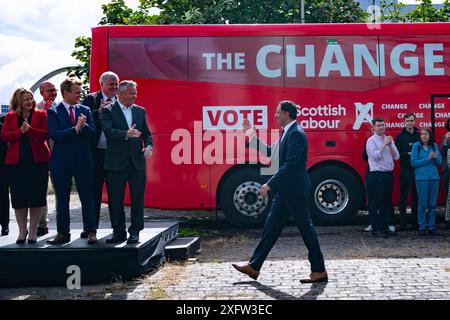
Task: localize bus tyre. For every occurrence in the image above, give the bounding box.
[220,168,272,228]
[309,166,361,225]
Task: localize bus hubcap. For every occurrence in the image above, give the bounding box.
[233,181,268,217]
[314,179,349,215]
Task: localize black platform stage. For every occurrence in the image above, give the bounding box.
[0,222,178,287]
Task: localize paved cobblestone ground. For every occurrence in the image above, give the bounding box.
[0,194,449,300]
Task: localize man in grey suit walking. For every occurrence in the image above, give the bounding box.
[102,80,153,244]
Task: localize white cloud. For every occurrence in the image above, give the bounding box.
[0,0,141,104]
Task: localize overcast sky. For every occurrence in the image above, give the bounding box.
[0,0,141,104]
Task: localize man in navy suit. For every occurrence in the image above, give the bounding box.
[232,100,327,283]
[46,78,97,245]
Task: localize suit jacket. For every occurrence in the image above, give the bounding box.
[0,110,50,165]
[102,102,152,171]
[254,122,312,199]
[47,103,96,169]
[81,91,106,151]
[0,116,8,165]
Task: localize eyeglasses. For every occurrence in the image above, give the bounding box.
[44,89,58,93]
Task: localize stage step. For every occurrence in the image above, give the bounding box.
[0,222,179,287]
[164,237,200,261]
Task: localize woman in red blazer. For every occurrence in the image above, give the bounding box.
[1,88,50,244]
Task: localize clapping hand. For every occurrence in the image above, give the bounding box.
[44,100,53,110]
[385,136,393,145]
[127,124,141,138]
[100,99,113,109]
[75,114,87,133]
[20,120,30,133]
[428,152,438,160]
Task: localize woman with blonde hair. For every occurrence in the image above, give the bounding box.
[1,88,50,244]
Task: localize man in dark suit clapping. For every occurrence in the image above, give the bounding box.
[232,100,327,283]
[81,71,119,237]
[46,78,97,245]
[102,80,153,244]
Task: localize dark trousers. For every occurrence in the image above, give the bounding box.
[249,194,325,273]
[51,166,97,236]
[371,171,393,232]
[106,163,145,236]
[398,168,418,226]
[93,148,107,228]
[0,165,9,229]
[443,172,449,202]
[366,170,376,226]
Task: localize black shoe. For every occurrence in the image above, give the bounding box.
[126,233,140,244]
[386,230,398,237]
[419,230,427,236]
[105,234,127,244]
[398,224,407,231]
[27,239,37,244]
[16,231,28,244]
[428,229,440,236]
[36,227,48,237]
[372,230,388,238]
[1,228,9,236]
[80,231,89,239]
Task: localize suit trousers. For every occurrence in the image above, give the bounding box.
[398,168,418,226]
[0,165,9,229]
[93,148,107,227]
[51,166,97,236]
[106,162,145,235]
[371,171,393,233]
[249,194,325,273]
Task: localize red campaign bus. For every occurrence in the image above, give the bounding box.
[89,23,450,227]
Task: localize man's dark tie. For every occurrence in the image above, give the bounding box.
[280,128,285,141]
[69,105,75,125]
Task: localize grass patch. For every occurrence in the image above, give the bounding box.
[151,288,165,300]
[177,227,201,237]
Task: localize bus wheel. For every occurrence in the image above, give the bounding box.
[309,166,361,225]
[220,168,272,228]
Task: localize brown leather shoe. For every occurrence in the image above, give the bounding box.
[87,231,97,244]
[47,233,71,245]
[300,271,328,283]
[232,263,260,280]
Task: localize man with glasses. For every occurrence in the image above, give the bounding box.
[395,113,420,231]
[37,82,58,111]
[36,81,58,236]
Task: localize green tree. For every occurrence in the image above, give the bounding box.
[380,0,450,22]
[155,0,367,24]
[71,0,369,85]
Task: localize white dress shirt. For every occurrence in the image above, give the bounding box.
[61,101,77,121]
[118,101,133,129]
[96,94,116,149]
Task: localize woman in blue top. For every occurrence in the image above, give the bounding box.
[410,129,442,236]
